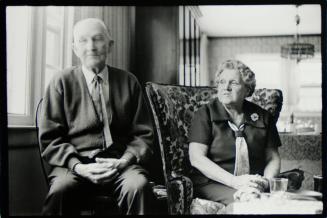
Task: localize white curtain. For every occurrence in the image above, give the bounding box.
[281,59,300,114]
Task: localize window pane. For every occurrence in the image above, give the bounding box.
[237,54,282,89]
[44,6,64,92]
[298,61,322,85]
[247,60,282,89]
[47,6,64,27]
[297,87,322,112]
[46,30,61,67]
[6,7,30,115]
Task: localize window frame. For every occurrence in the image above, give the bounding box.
[293,54,322,116]
[237,53,322,117]
[7,6,74,127]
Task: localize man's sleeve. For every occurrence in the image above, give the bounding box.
[39,78,81,170]
[122,78,154,164]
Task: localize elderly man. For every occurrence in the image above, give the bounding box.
[39,18,153,215]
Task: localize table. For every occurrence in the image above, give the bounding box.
[225,190,323,215]
[226,199,322,214]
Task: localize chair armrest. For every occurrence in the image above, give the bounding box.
[167,175,193,214]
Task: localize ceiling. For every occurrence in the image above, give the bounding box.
[198,5,321,37]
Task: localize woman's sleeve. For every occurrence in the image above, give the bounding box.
[266,114,282,148]
[188,106,212,145]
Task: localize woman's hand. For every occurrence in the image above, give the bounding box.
[231,174,269,192]
[233,186,261,202]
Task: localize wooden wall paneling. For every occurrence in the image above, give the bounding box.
[112,7,119,68]
[184,8,190,85]
[103,6,114,66]
[135,7,179,85]
[176,6,203,87]
[189,14,194,86]
[119,7,124,70]
[8,128,48,215]
[178,6,185,85]
[196,23,200,85]
[9,147,48,215]
[182,6,186,85]
[128,7,136,72]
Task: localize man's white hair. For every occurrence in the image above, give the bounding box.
[73,18,114,42]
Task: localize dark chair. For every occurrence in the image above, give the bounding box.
[145,82,283,214]
[35,99,119,215]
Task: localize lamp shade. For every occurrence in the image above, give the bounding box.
[281,5,315,63]
[281,42,315,62]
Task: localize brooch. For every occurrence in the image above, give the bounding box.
[250,113,259,122]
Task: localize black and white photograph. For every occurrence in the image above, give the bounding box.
[3,3,325,216]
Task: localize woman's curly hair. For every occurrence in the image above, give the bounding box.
[215,59,256,97]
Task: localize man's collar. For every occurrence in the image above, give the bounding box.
[210,99,265,128]
[82,65,109,85]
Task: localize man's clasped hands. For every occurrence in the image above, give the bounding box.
[73,158,129,185]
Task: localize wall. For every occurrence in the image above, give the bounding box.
[207,35,321,84]
[134,7,179,85]
[8,128,48,216]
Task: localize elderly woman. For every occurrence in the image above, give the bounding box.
[188,59,281,205]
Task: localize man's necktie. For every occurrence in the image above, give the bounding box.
[228,121,250,176]
[91,75,113,149]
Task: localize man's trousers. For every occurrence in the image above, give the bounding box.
[42,164,151,215]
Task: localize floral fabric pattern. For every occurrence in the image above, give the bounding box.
[190,198,225,214]
[246,88,283,123]
[145,82,283,214]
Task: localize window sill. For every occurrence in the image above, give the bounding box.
[8,125,37,130]
[8,126,38,148]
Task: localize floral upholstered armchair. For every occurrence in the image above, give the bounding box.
[145,82,283,214]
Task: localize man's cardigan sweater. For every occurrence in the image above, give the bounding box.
[39,65,153,170]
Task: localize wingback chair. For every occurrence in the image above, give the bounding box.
[145,82,283,214]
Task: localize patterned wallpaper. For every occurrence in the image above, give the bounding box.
[207,35,321,84]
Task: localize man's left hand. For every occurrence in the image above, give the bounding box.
[95,158,129,171]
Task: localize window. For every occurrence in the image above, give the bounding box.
[237,53,322,116]
[45,7,65,89]
[6,6,74,126]
[238,54,283,90]
[178,6,201,86]
[296,57,322,112]
[6,7,32,116]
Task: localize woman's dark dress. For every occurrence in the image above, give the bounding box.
[188,99,281,205]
